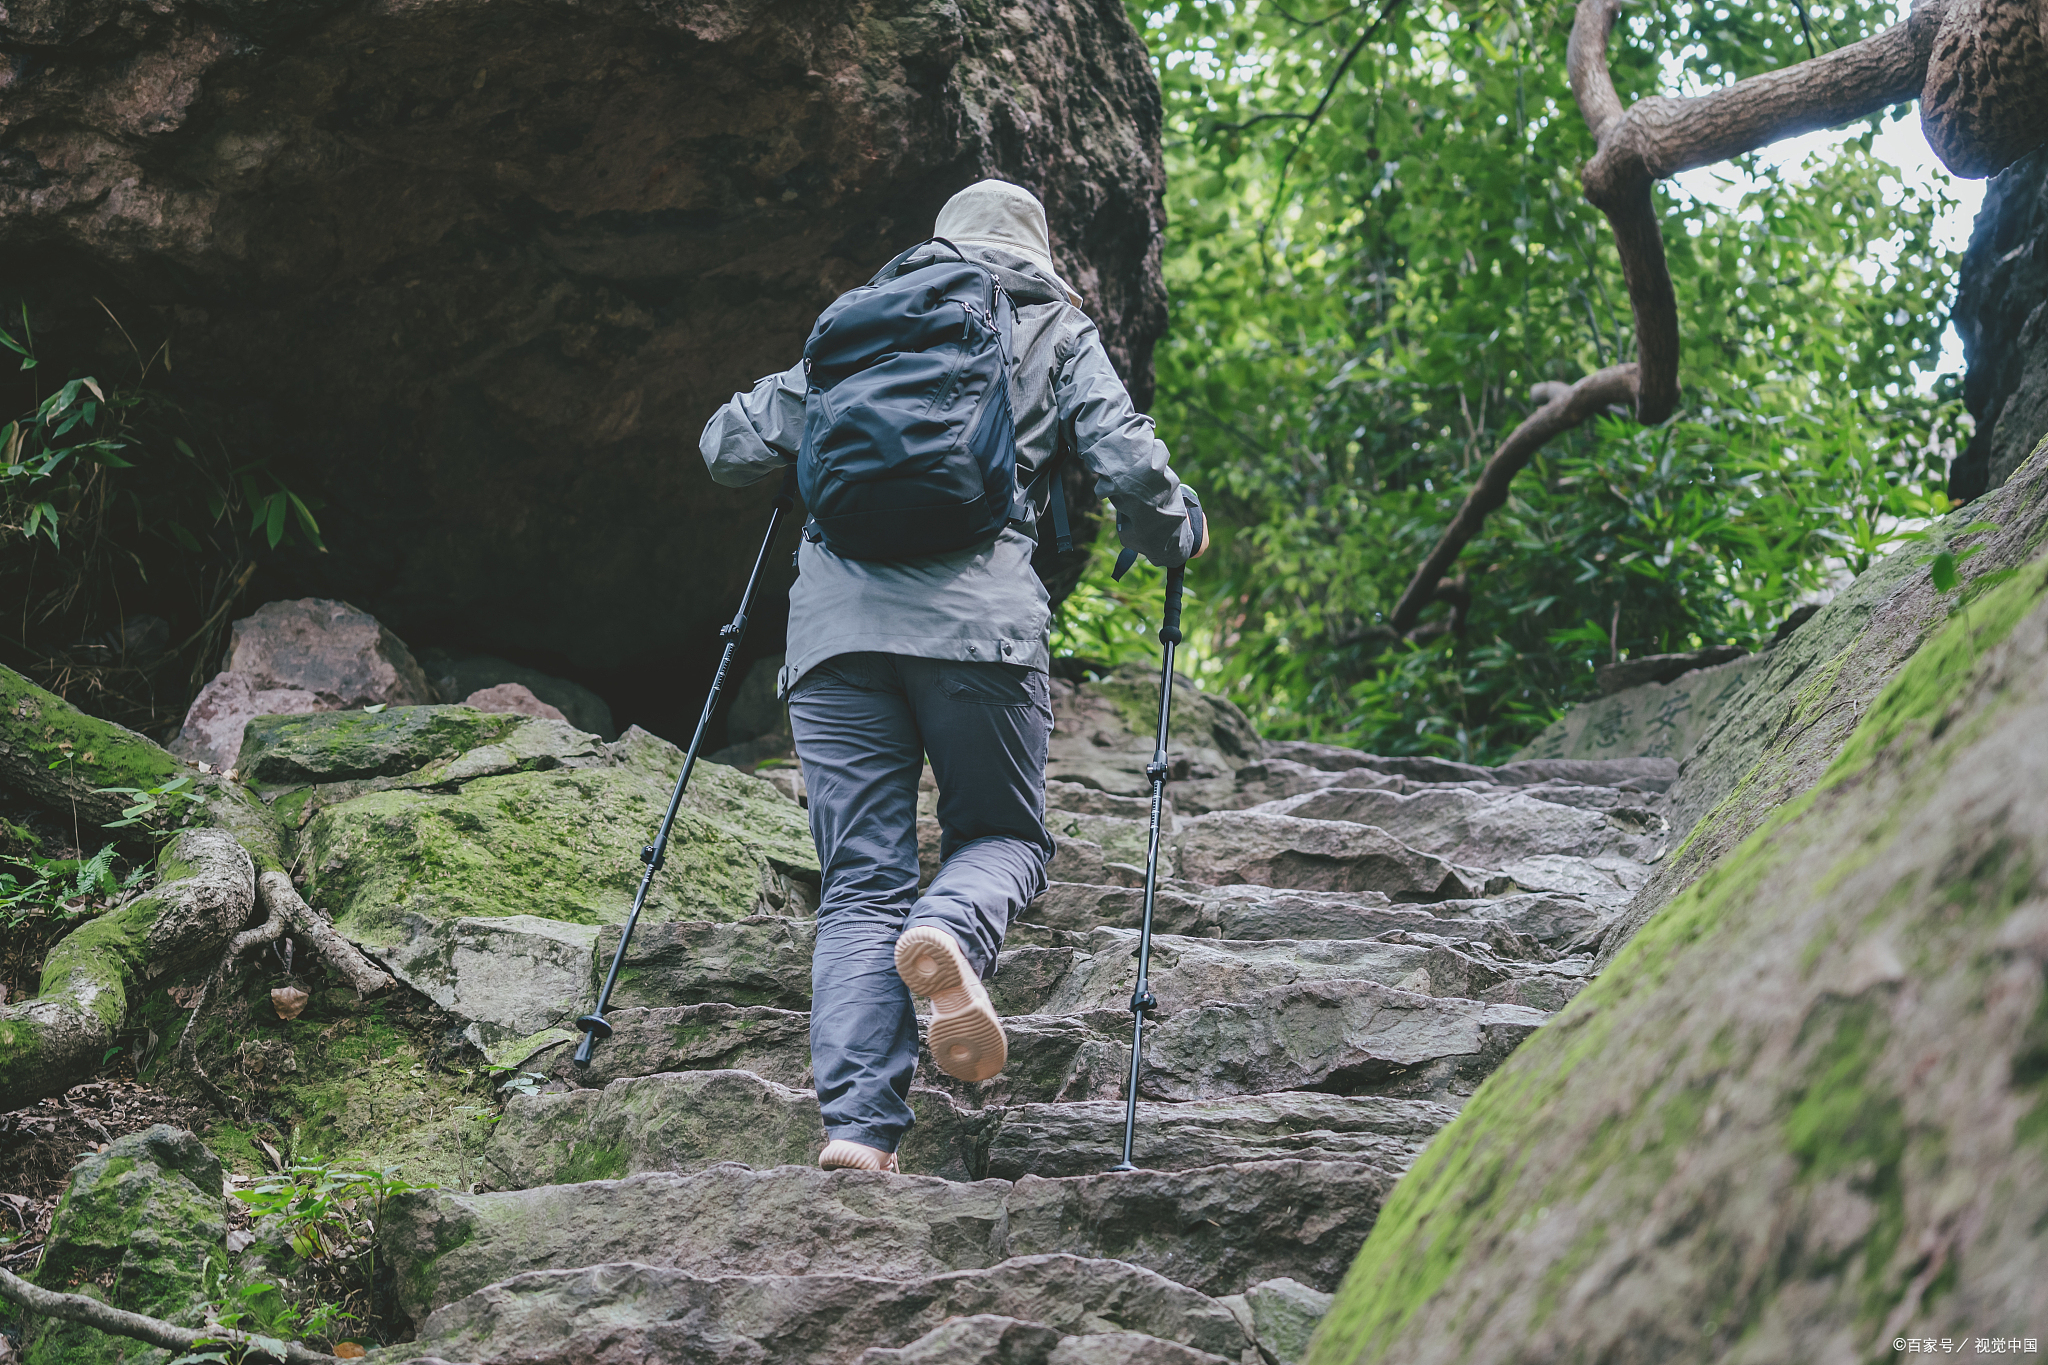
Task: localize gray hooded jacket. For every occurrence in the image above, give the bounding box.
[700,243,1198,694]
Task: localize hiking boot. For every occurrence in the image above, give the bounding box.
[895,925,1007,1082]
[819,1139,899,1173]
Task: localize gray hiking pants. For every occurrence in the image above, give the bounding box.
[787,651,1055,1153]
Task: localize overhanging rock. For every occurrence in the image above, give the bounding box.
[0,0,1166,673]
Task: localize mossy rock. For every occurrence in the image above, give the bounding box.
[25,1126,226,1365]
[240,705,531,785]
[297,726,817,1043]
[1308,555,2048,1362]
[0,665,286,868]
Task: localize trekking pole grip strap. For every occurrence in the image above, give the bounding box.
[775,461,799,509]
[1161,566,1185,644]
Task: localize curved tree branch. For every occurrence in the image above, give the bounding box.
[1390,0,1977,636]
[1390,366,1637,634]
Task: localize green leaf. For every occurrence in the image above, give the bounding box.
[1930,551,1958,595]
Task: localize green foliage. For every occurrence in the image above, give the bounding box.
[94,774,208,832]
[1123,0,1967,759]
[0,302,324,731]
[0,841,149,1004]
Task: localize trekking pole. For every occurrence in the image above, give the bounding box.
[574,463,800,1067]
[1107,555,1185,1172]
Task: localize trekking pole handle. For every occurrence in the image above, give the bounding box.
[1160,566,1185,645]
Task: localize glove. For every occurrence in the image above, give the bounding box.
[1112,487,1204,581]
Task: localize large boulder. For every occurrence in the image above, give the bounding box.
[172,597,439,771]
[0,0,1166,679]
[244,707,817,1044]
[1308,528,2048,1359]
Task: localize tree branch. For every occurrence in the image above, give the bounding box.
[1390,366,1638,634]
[0,1265,342,1365]
[1387,0,1984,635]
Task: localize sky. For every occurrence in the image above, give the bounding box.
[1671,107,1988,384]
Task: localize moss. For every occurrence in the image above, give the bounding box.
[1307,550,2048,1365]
[302,734,816,950]
[0,665,186,798]
[133,967,482,1189]
[556,1140,629,1184]
[1782,997,1906,1295]
[1821,556,2048,782]
[26,1127,226,1365]
[240,706,523,786]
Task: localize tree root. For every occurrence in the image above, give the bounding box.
[176,870,394,1119]
[0,1265,342,1365]
[0,829,254,1112]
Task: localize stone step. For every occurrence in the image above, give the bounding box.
[526,962,1551,1130]
[590,915,1588,1033]
[484,1066,1455,1187]
[1029,880,1611,946]
[386,1255,1251,1365]
[384,1158,1388,1325]
[1034,927,1589,1017]
[857,1314,1234,1365]
[539,1007,1127,1110]
[1125,979,1546,1103]
[1170,810,1498,900]
[1245,783,1668,866]
[1255,742,1676,792]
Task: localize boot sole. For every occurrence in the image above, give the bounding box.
[896,927,1007,1083]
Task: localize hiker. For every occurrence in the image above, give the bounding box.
[699,178,1208,1174]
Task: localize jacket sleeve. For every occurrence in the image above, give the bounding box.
[1055,323,1197,567]
[699,363,806,487]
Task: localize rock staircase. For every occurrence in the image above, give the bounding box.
[373,721,1677,1364]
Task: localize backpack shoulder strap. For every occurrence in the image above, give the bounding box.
[869,236,972,286]
[1014,443,1074,555]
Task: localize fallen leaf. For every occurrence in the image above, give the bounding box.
[256,1138,283,1170]
[271,986,310,1020]
[167,986,200,1007]
[334,1345,368,1359]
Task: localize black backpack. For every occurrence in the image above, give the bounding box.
[798,238,1071,562]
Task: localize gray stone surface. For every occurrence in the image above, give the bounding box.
[386,1256,1249,1365]
[1029,881,1610,947]
[978,1093,1457,1180]
[539,1002,813,1089]
[386,1155,1354,1327]
[1254,784,1667,865]
[1242,1277,1332,1365]
[857,1315,1063,1365]
[1173,812,1489,900]
[483,1070,829,1189]
[1048,666,1263,812]
[1512,651,1771,765]
[1002,1161,1388,1297]
[598,915,817,1012]
[1127,980,1546,1103]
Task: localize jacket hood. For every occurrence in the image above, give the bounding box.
[890,241,1079,309]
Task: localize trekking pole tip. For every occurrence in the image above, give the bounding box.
[570,1013,612,1067]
